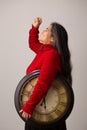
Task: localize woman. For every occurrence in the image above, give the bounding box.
[20,17,72,130]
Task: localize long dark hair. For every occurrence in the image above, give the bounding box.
[51,22,72,85]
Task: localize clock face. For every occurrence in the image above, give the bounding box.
[19,76,69,124]
[14,70,74,126]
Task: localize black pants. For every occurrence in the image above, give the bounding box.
[25,121,67,130]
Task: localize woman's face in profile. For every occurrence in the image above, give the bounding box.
[38,25,54,45]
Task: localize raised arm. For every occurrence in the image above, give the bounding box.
[28,17,43,53]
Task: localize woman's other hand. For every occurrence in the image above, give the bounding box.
[33,17,42,28]
[19,109,31,120]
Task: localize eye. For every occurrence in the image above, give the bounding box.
[45,28,49,32]
[46,28,49,30]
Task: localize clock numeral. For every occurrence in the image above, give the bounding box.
[55,109,62,116]
[60,102,67,106]
[30,82,34,87]
[20,100,26,106]
[59,92,66,95]
[33,112,41,121]
[30,78,38,86]
[47,114,54,121]
[40,115,47,122]
[22,91,31,96]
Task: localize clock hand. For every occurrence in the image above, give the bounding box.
[40,94,46,109]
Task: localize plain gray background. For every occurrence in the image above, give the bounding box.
[0,0,87,130]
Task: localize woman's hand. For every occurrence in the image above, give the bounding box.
[33,17,42,28]
[19,109,31,120]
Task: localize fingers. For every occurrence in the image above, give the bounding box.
[34,17,42,23]
[33,17,42,28]
[19,109,23,113]
[19,109,31,120]
[37,17,42,24]
[22,111,29,120]
[29,114,31,118]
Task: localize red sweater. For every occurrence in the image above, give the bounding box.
[22,25,62,115]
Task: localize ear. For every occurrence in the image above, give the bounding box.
[50,37,54,43]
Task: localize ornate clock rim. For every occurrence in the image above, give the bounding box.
[14,69,74,127]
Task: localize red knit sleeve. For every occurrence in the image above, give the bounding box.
[28,25,43,53]
[22,51,61,115]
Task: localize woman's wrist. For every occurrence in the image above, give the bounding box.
[32,23,40,28]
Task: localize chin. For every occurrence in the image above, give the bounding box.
[38,37,43,43]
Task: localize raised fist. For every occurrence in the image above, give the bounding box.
[33,17,42,28]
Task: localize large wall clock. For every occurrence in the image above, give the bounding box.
[14,70,74,127]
